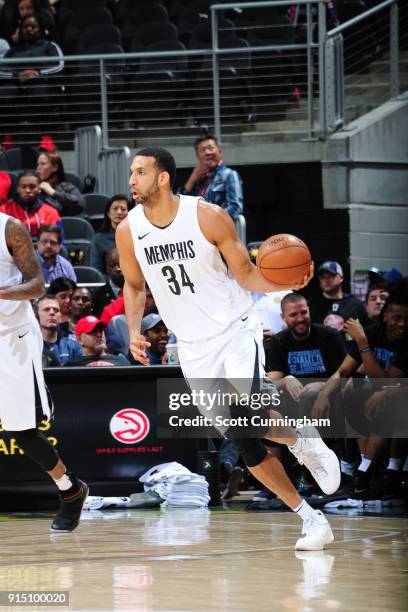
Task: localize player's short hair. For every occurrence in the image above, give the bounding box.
[280,292,307,313]
[136,147,176,189]
[194,134,219,151]
[37,224,62,243]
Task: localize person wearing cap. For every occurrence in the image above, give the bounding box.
[64,316,130,367]
[130,313,169,366]
[309,261,370,335]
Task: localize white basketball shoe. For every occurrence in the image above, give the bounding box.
[295,510,334,551]
[289,426,341,495]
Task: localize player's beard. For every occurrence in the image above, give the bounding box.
[137,182,160,205]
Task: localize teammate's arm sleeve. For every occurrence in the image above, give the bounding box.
[0,218,45,300]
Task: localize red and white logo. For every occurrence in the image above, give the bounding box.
[109,409,150,444]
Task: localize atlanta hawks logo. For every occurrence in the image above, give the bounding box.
[109,409,150,444]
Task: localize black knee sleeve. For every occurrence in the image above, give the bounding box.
[231,438,268,468]
[12,429,59,472]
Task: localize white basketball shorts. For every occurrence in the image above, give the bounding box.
[0,319,53,431]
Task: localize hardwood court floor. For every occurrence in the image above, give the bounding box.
[1,507,407,611]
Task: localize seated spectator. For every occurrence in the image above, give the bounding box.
[36,294,82,365]
[47,276,76,334]
[36,152,85,216]
[0,171,61,239]
[69,286,93,334]
[130,313,169,365]
[89,195,131,275]
[0,38,10,57]
[100,294,125,327]
[1,0,56,44]
[179,135,243,221]
[309,261,370,335]
[65,315,130,367]
[365,282,389,323]
[0,170,11,202]
[93,247,124,317]
[37,223,76,283]
[0,14,63,133]
[312,278,408,499]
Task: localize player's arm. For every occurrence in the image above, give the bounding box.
[310,354,358,418]
[343,318,391,378]
[115,217,150,366]
[0,218,44,300]
[198,202,313,292]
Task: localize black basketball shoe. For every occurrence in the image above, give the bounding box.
[51,474,89,532]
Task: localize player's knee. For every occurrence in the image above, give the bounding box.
[11,428,59,471]
[231,438,268,468]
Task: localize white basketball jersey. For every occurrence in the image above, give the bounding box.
[128,196,253,342]
[0,212,35,331]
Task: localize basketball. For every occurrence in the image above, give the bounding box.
[256,233,311,286]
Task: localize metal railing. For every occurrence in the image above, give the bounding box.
[325,0,403,131]
[0,0,404,148]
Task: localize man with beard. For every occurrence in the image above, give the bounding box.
[266,293,347,391]
[36,224,76,284]
[179,135,243,221]
[64,316,129,367]
[36,295,82,365]
[309,261,369,335]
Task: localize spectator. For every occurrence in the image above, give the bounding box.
[0,170,11,202]
[130,313,169,365]
[365,282,389,323]
[311,278,408,499]
[47,276,76,334]
[309,261,370,333]
[179,134,243,220]
[36,294,82,365]
[0,0,56,44]
[69,286,93,334]
[0,14,63,134]
[65,315,130,366]
[36,224,76,283]
[93,247,124,317]
[0,171,61,239]
[89,194,131,275]
[0,38,10,57]
[36,152,85,216]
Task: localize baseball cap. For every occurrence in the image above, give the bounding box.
[318,261,343,276]
[141,313,163,334]
[75,315,105,338]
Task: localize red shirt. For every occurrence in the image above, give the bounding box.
[100,296,125,326]
[0,199,61,238]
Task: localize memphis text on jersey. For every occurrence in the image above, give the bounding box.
[144,240,195,265]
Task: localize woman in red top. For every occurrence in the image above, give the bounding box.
[0,170,61,239]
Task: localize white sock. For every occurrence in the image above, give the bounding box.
[288,431,302,452]
[358,457,372,472]
[360,453,365,460]
[403,457,408,472]
[387,458,401,471]
[340,460,353,476]
[54,473,73,491]
[293,499,315,521]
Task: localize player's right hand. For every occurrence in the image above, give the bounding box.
[283,376,304,401]
[129,332,151,366]
[292,261,314,290]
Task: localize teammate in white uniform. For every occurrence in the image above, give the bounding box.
[116,147,340,550]
[0,212,87,531]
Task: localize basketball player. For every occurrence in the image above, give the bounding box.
[116,148,340,550]
[0,211,87,531]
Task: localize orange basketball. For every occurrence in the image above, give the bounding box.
[256,233,311,287]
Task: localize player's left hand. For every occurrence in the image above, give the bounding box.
[310,390,330,419]
[364,389,387,420]
[292,261,314,290]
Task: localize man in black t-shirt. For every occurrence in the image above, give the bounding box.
[309,261,370,334]
[64,315,130,367]
[266,293,347,402]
